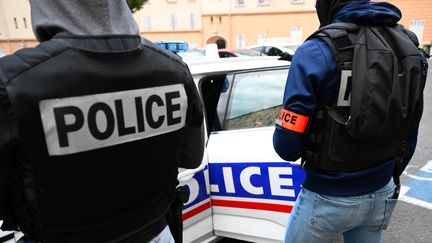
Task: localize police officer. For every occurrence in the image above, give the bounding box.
[273,0,427,243]
[0,0,204,242]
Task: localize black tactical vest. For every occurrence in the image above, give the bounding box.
[303,107,405,172]
[302,23,427,172]
[0,36,199,242]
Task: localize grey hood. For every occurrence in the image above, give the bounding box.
[30,0,140,42]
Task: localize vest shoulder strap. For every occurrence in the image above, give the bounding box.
[0,39,70,84]
[308,23,360,70]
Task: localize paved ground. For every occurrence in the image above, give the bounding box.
[381,59,432,243]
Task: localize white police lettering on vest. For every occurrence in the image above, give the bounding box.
[39,84,187,155]
[337,70,352,107]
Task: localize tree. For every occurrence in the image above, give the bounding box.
[126,0,148,13]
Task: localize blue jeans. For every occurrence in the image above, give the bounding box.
[284,179,397,243]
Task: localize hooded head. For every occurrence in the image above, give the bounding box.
[315,0,370,27]
[30,0,140,42]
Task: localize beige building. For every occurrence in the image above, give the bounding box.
[200,0,317,48]
[134,0,203,48]
[0,0,431,55]
[0,0,36,54]
[137,0,432,50]
[387,0,432,49]
[138,0,318,48]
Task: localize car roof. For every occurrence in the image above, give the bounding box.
[186,56,290,77]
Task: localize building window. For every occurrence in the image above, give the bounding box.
[236,34,246,48]
[190,13,196,29]
[409,19,425,43]
[290,26,303,44]
[236,0,244,6]
[143,15,152,31]
[258,0,269,5]
[170,13,178,30]
[13,17,18,29]
[257,33,268,44]
[23,17,27,29]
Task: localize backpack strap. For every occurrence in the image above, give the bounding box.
[307,23,360,70]
[303,24,360,169]
[305,23,360,128]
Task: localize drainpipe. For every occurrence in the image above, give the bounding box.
[229,0,232,48]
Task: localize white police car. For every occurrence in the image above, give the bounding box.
[178,57,303,243]
[0,57,300,243]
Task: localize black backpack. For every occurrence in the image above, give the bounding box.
[302,23,428,173]
[311,23,428,141]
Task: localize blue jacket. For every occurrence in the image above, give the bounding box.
[273,1,419,196]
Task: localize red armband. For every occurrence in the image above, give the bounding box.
[275,108,309,133]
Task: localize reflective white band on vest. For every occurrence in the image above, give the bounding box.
[40,84,187,156]
[337,70,352,107]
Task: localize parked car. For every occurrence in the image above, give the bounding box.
[1,57,300,243]
[248,43,298,61]
[218,48,266,58]
[177,48,207,61]
[153,40,189,53]
[178,56,303,242]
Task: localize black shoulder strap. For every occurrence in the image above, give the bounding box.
[0,38,69,231]
[0,38,69,84]
[307,23,360,70]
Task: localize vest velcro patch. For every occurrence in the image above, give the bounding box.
[275,108,309,133]
[39,84,187,156]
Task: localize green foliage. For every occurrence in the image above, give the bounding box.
[126,0,148,13]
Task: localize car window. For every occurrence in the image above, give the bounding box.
[223,68,288,130]
[251,47,265,55]
[282,45,298,52]
[219,51,234,58]
[267,47,283,56]
[234,49,264,57]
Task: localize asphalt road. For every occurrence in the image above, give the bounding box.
[381,60,432,243]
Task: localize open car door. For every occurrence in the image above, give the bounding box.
[204,67,305,242]
[178,147,214,243]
